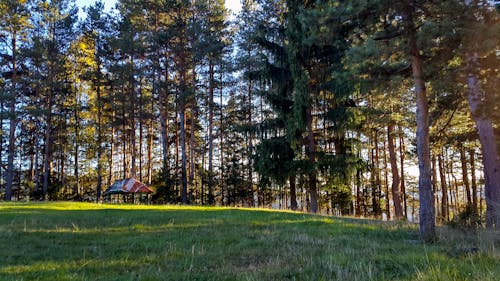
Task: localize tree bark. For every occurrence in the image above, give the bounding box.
[404,4,435,240]
[467,54,500,228]
[43,95,52,200]
[388,123,403,219]
[399,129,408,218]
[372,130,381,217]
[383,137,391,220]
[460,147,471,206]
[208,60,215,205]
[180,102,188,204]
[96,58,103,203]
[108,103,115,188]
[438,152,449,222]
[431,154,439,218]
[219,73,225,205]
[470,149,478,213]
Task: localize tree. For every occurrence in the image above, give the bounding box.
[0,0,31,200]
[80,0,113,202]
[460,0,500,228]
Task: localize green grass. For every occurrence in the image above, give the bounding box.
[0,202,498,281]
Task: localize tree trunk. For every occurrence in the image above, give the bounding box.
[160,65,170,200]
[180,103,188,204]
[130,75,136,179]
[147,115,153,185]
[432,154,440,218]
[247,78,255,207]
[0,97,3,197]
[356,169,363,216]
[208,60,215,205]
[470,149,478,213]
[108,106,115,187]
[466,53,500,228]
[43,97,52,200]
[372,130,381,217]
[74,87,80,197]
[189,107,196,188]
[139,80,144,182]
[289,174,298,210]
[399,129,408,218]
[383,136,391,220]
[5,33,17,201]
[220,73,225,205]
[404,5,435,240]
[96,61,103,203]
[438,153,449,222]
[306,107,318,213]
[460,147,471,206]
[388,123,403,219]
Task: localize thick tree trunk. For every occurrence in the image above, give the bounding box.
[388,123,403,219]
[467,56,500,228]
[405,6,435,240]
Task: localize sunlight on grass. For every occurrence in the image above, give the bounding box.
[0,201,229,212]
[1,202,498,281]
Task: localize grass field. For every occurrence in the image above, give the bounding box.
[0,202,498,281]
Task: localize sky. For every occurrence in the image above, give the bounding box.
[76,0,242,18]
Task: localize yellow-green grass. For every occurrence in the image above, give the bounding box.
[0,202,498,281]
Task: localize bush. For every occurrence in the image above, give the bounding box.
[448,205,482,230]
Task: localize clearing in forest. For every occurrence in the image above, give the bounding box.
[0,202,498,280]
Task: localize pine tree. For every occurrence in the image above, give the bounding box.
[0,0,32,200]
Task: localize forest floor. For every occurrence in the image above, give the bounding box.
[0,202,498,281]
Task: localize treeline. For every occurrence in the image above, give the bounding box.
[1,0,498,239]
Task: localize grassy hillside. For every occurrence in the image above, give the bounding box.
[0,202,498,281]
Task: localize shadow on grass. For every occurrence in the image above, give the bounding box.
[0,203,498,281]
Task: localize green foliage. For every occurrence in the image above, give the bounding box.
[448,205,483,230]
[254,137,295,185]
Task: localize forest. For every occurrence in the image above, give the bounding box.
[0,0,499,241]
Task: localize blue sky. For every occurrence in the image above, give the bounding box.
[76,0,241,18]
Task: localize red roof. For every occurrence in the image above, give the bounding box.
[104,178,153,194]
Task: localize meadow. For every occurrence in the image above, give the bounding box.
[0,202,498,281]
